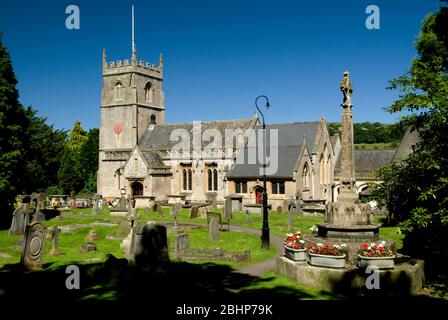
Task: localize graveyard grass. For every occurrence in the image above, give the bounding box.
[0,207,405,300]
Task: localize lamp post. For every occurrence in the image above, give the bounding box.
[255,95,271,250]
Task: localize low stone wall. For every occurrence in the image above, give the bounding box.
[276,256,425,295]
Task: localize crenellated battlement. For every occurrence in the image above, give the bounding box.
[102,49,163,77]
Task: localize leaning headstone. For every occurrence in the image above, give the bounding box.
[199,206,208,219]
[10,203,33,235]
[277,206,283,214]
[189,206,199,219]
[48,226,62,255]
[209,218,220,243]
[130,221,169,270]
[21,222,46,270]
[245,208,249,224]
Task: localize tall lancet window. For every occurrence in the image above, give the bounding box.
[115,81,124,102]
[145,82,153,103]
[302,163,309,188]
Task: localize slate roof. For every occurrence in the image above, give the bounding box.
[141,151,169,168]
[335,149,396,172]
[393,127,420,161]
[138,118,255,150]
[226,122,320,179]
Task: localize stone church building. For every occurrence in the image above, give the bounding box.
[97,47,398,209]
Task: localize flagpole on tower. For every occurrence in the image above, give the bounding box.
[132,4,136,63]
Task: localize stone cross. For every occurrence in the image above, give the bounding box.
[21,222,46,270]
[287,209,293,231]
[49,225,62,255]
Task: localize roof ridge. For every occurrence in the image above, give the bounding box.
[156,118,253,126]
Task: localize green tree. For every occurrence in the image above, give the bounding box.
[0,34,29,225]
[372,2,448,266]
[78,128,99,194]
[58,121,88,193]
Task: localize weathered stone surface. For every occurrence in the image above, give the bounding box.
[9,204,32,235]
[189,206,199,219]
[85,230,101,242]
[130,221,169,269]
[79,242,97,253]
[209,218,220,243]
[173,228,189,256]
[48,226,62,256]
[21,222,46,270]
[276,256,425,295]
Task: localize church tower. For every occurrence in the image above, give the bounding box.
[97,6,165,197]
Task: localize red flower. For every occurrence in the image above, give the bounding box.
[362,243,369,249]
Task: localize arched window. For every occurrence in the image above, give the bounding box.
[302,163,309,187]
[319,154,324,185]
[326,153,331,184]
[182,167,192,191]
[207,167,218,191]
[150,114,156,125]
[145,82,153,103]
[115,81,124,102]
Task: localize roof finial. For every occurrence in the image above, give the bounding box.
[159,52,163,69]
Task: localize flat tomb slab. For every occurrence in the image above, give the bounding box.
[276,256,425,296]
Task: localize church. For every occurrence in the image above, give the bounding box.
[96,43,406,210]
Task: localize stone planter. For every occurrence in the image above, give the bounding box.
[357,254,396,269]
[308,252,346,268]
[284,246,306,261]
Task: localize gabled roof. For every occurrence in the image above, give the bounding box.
[138,118,256,150]
[335,149,396,172]
[393,127,420,161]
[226,122,320,179]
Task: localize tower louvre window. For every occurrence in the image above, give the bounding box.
[115,82,124,102]
[145,82,153,103]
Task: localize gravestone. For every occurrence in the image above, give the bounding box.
[85,230,100,241]
[209,218,220,243]
[152,202,158,213]
[287,209,293,231]
[157,204,164,217]
[189,206,199,219]
[173,228,189,256]
[118,196,127,210]
[199,206,208,219]
[21,222,46,270]
[80,242,97,253]
[32,193,45,222]
[48,226,62,255]
[224,199,232,220]
[245,208,249,224]
[9,203,32,235]
[277,206,283,213]
[171,204,181,227]
[130,221,169,269]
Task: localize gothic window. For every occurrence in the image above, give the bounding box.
[235,181,247,194]
[150,114,156,125]
[272,181,285,194]
[326,153,331,184]
[207,166,218,191]
[319,154,324,185]
[182,166,192,191]
[302,163,309,187]
[115,81,124,102]
[145,82,153,103]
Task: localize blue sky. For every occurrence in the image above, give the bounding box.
[0,0,441,130]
